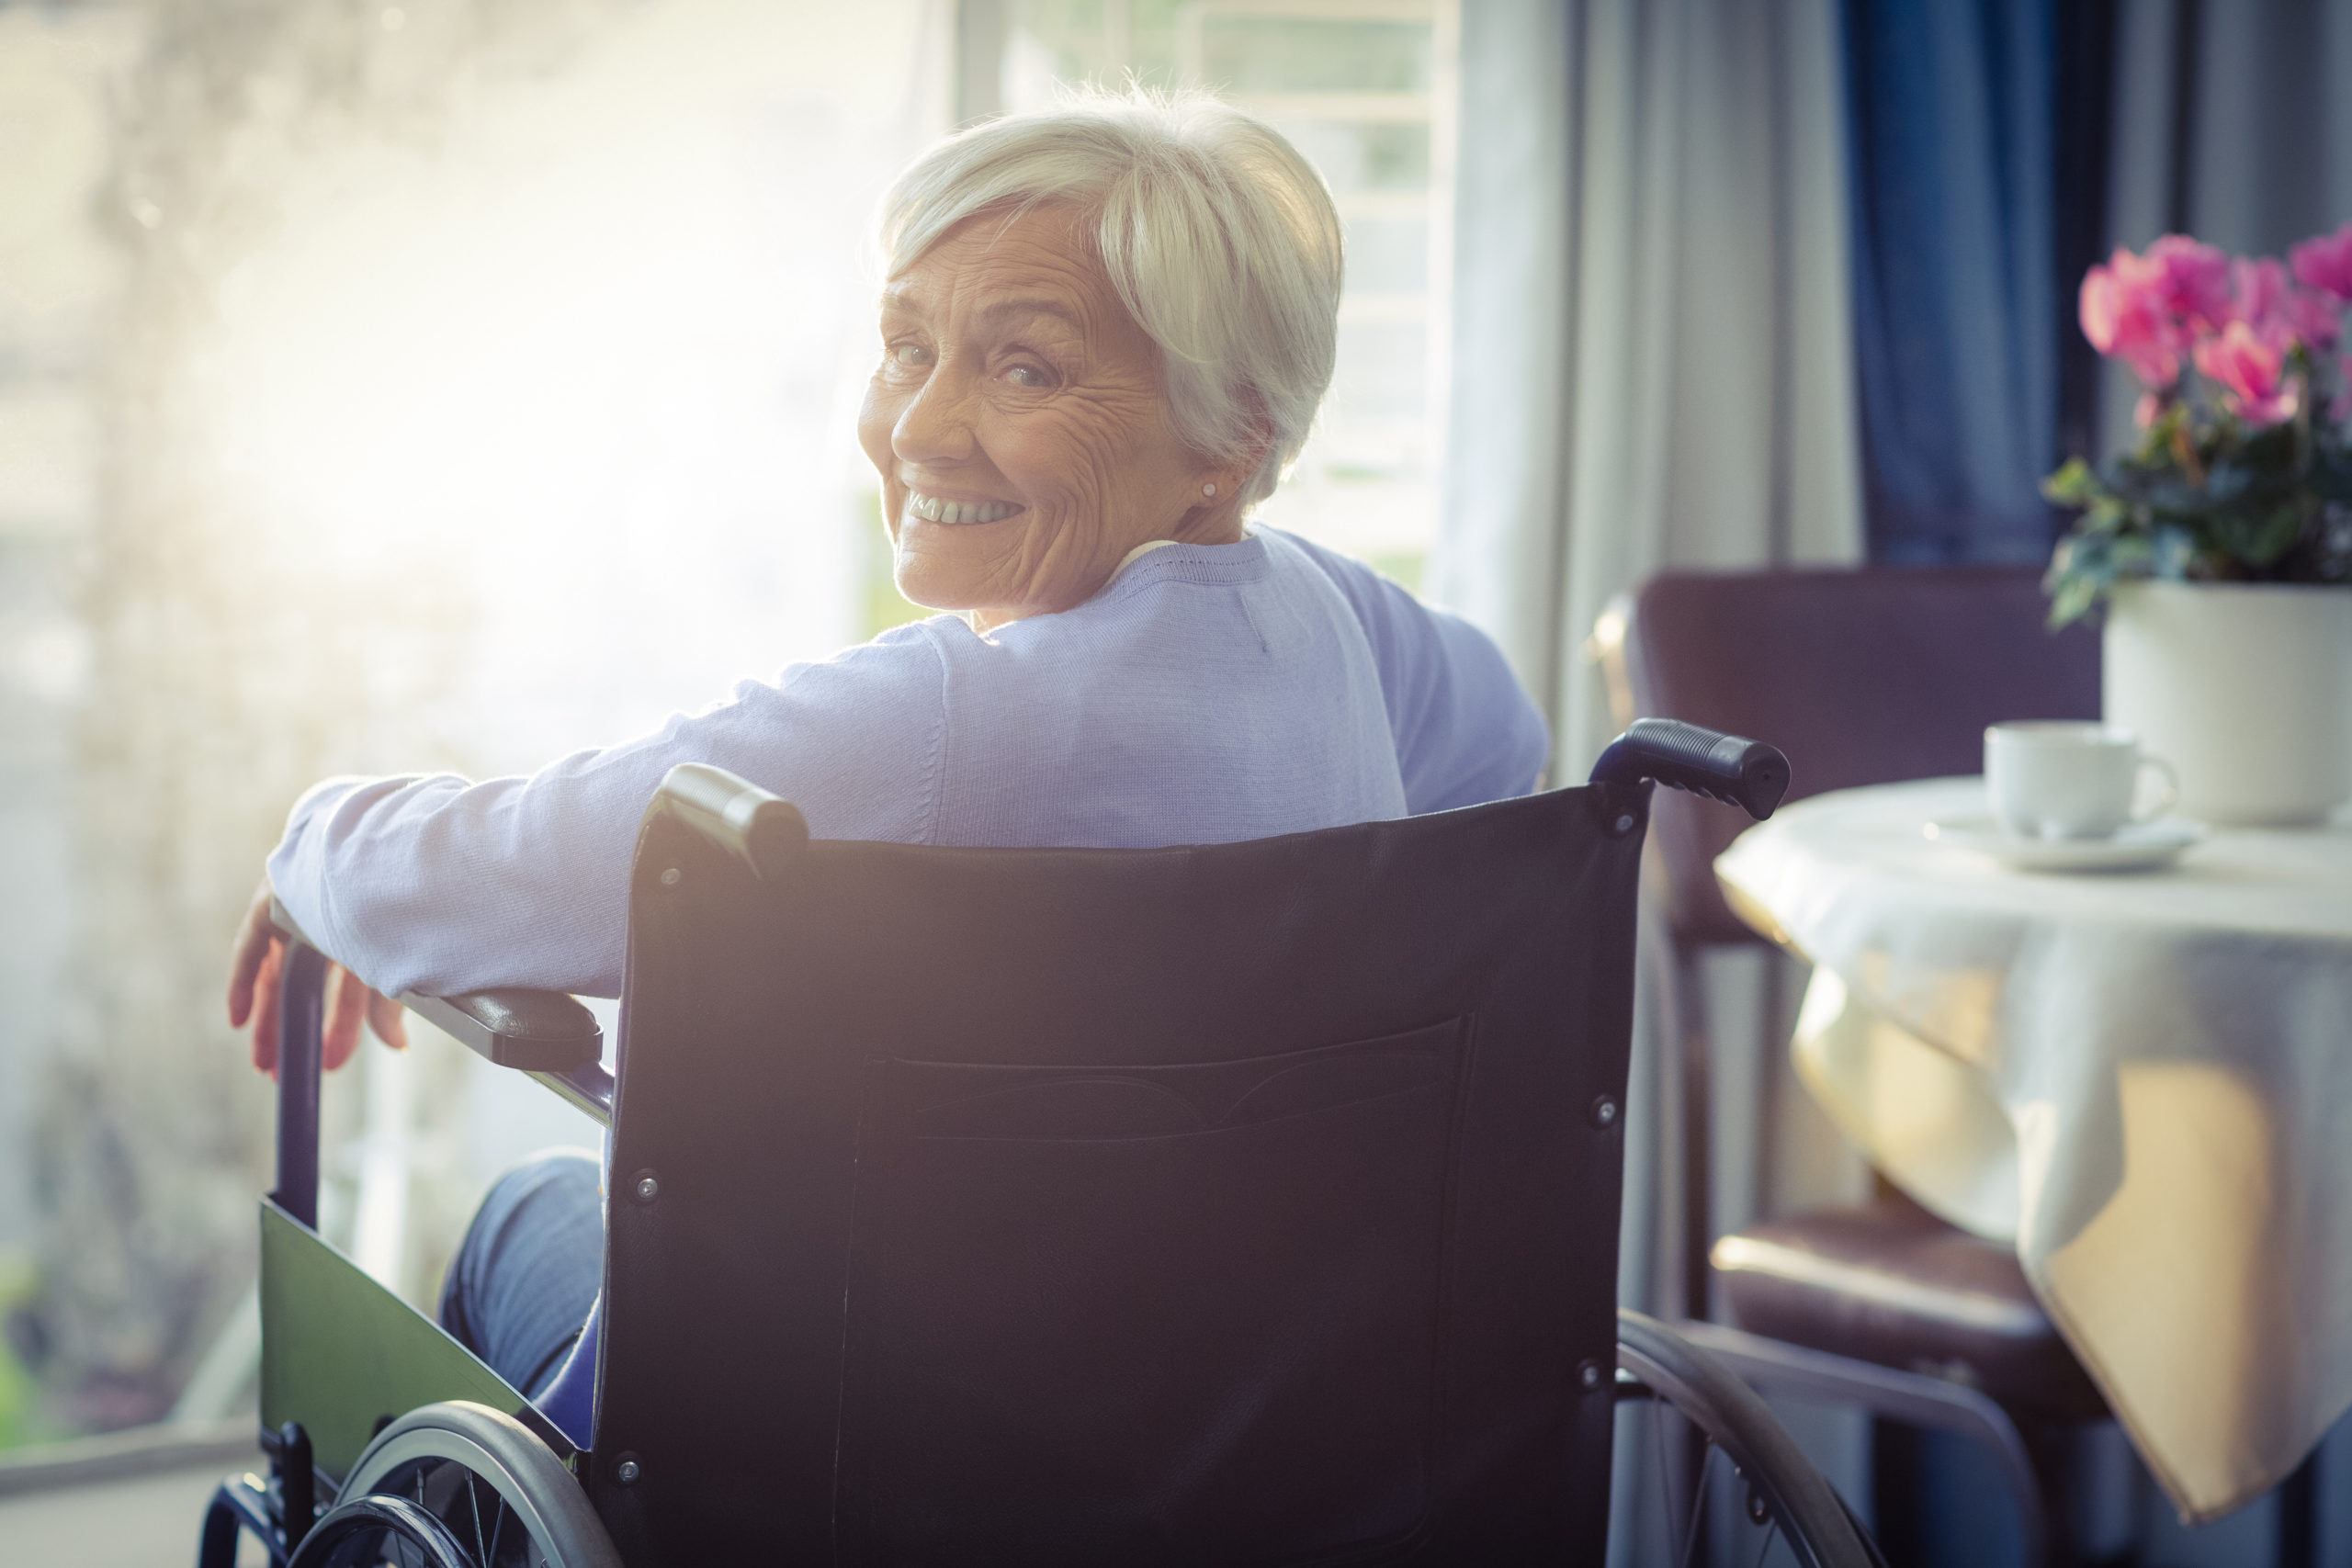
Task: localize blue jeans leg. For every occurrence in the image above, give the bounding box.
[438,1149,605,1399]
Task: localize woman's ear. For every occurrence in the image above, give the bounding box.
[1173,447,1261,541]
[1205,423,1274,501]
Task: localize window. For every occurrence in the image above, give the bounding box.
[992,0,1458,591]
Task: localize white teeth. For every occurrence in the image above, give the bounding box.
[907,490,1022,525]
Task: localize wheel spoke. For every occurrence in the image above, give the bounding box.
[1679,1439,1715,1568]
[1649,1398,1679,1562]
[1747,1516,1782,1568]
[485,1491,508,1564]
[467,1472,488,1562]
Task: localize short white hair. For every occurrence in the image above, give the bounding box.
[877,89,1343,507]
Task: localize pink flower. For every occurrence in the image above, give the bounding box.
[2081,257,2181,387]
[2291,222,2352,300]
[2230,257,2291,331]
[2283,289,2341,350]
[2078,237,2236,386]
[2193,321,2300,425]
[2225,256,2341,351]
[2143,234,2233,327]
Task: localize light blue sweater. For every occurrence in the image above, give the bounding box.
[269,527,1548,998]
[266,525,1549,1443]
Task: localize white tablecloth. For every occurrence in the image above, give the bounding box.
[1715,778,2352,1524]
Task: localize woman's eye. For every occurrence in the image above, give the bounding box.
[1005,363,1055,389]
[890,342,932,368]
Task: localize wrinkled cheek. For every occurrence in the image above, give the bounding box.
[857,389,902,527]
[1018,443,1123,575]
[1002,503,1091,611]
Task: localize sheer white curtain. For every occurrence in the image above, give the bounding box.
[1432,0,1862,779]
[1430,10,1868,1546]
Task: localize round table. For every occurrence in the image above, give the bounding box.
[1714,777,2352,1526]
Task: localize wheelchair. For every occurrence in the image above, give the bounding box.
[198,717,1884,1567]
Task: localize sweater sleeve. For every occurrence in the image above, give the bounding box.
[266,625,948,998]
[1273,530,1551,813]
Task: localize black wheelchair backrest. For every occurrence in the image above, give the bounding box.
[588,778,1652,1565]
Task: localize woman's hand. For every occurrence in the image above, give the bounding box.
[227,880,408,1077]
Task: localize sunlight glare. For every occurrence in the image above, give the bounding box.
[201,0,939,768]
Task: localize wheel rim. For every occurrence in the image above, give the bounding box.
[318,1403,617,1568]
[1620,1339,1807,1568]
[336,1427,570,1566]
[1616,1371,1804,1568]
[292,1492,480,1568]
[1616,1329,1871,1568]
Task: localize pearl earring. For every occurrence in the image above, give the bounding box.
[1202,483,1217,497]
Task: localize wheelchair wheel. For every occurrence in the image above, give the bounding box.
[1615,1310,1886,1568]
[288,1402,622,1568]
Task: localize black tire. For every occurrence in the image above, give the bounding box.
[1617,1310,1886,1568]
[288,1402,622,1568]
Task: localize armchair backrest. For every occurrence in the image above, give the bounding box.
[589,784,1647,1565]
[1623,567,2098,947]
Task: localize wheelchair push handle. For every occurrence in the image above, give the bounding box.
[1589,718,1790,820]
[652,761,808,881]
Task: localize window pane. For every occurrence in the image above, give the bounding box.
[1198,17,1431,93]
[1272,119,1431,193]
[1331,319,1426,422]
[1345,216,1430,293]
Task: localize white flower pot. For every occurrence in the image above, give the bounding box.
[2102,581,2352,826]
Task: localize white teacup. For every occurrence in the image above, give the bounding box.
[1984,722,2179,840]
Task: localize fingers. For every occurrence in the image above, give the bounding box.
[328,968,409,1066]
[226,885,277,1029]
[251,939,285,1078]
[323,964,366,1073]
[367,989,409,1051]
[232,877,410,1075]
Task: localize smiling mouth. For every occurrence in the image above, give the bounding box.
[906,489,1025,525]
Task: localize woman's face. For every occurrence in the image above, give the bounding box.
[859,205,1246,628]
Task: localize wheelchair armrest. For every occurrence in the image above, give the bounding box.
[1589,717,1791,821]
[400,991,604,1072]
[268,897,604,1073]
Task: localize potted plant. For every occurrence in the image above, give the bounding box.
[2044,230,2352,825]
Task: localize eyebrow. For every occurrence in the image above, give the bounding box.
[975,297,1084,331]
[878,288,1083,333]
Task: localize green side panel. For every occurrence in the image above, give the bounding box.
[259,1200,563,1483]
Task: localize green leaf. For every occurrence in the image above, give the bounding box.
[2151,525,2198,578]
[2245,503,2309,564]
[2046,571,2101,628]
[2041,457,2098,506]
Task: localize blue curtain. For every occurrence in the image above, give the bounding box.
[1840,0,2104,565]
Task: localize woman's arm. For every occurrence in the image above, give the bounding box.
[255,628,948,1005]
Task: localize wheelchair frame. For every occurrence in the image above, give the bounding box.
[197,718,1877,1568]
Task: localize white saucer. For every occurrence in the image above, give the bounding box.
[1924,814,2210,872]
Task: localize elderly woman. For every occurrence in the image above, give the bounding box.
[225,91,1546,1446]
